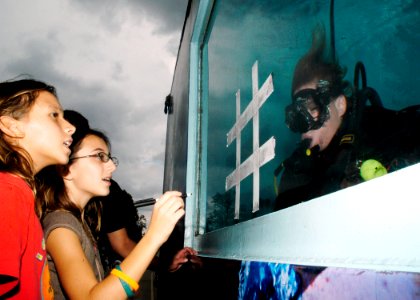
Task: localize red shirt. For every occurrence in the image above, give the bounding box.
[0,172,53,299]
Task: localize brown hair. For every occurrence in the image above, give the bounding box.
[291,24,347,97]
[37,129,111,233]
[0,78,57,213]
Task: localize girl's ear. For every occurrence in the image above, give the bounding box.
[0,116,24,138]
[60,165,73,181]
[334,95,347,117]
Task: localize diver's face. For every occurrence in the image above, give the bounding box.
[296,82,346,151]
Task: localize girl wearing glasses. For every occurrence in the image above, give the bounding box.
[37,127,185,299]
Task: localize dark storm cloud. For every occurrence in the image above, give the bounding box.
[0,0,182,199]
[2,39,62,83]
[2,36,127,127]
[133,0,189,34]
[71,0,189,35]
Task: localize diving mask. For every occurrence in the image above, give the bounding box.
[285,80,334,133]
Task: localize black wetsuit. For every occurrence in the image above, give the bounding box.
[275,105,420,211]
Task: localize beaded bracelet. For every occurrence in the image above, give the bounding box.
[111,265,139,297]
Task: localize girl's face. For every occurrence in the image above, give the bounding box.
[66,134,117,205]
[17,91,75,173]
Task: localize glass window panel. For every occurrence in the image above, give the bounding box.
[204,0,419,232]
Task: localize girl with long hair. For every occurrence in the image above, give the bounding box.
[0,78,75,299]
[37,126,185,299]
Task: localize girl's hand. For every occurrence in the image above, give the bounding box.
[146,191,185,246]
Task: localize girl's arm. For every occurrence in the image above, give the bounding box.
[47,227,125,299]
[47,191,184,299]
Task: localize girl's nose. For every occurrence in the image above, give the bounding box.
[64,119,76,135]
[106,159,117,172]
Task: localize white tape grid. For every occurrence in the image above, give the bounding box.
[225,61,276,219]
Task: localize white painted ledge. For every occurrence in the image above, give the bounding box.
[194,163,420,273]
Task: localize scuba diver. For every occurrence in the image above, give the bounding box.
[274,25,420,211]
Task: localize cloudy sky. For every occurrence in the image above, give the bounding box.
[0,0,189,200]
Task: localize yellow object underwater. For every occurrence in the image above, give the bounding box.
[360,159,387,181]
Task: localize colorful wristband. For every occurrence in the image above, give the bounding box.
[113,268,135,298]
[111,265,140,292]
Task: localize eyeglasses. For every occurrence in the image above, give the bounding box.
[70,152,119,166]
